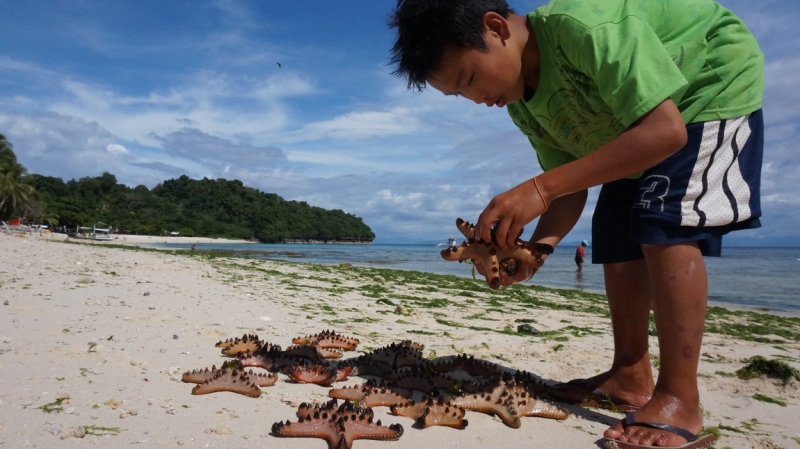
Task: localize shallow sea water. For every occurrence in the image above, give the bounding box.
[151,243,800,313]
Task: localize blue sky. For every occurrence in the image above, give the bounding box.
[1,0,798,245]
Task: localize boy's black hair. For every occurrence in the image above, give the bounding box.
[389,0,512,92]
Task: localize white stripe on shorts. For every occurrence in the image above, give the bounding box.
[680,114,753,227]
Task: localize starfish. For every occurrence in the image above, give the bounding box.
[449,380,568,428]
[182,363,277,388]
[285,342,344,360]
[284,360,354,386]
[188,365,265,398]
[353,342,425,369]
[441,218,554,289]
[390,396,468,429]
[430,354,503,378]
[293,330,361,351]
[215,333,275,356]
[271,399,404,449]
[329,379,412,407]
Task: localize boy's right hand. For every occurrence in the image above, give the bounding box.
[474,177,549,250]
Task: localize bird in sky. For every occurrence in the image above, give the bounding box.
[276,62,281,68]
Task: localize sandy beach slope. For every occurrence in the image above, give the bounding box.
[103,233,252,245]
[1,233,798,448]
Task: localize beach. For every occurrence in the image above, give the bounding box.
[1,233,798,449]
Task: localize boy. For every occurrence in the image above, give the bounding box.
[389,0,763,448]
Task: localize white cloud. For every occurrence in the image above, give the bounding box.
[286,108,424,143]
[106,143,129,155]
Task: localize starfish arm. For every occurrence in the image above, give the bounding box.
[271,418,340,448]
[191,369,262,398]
[342,418,404,447]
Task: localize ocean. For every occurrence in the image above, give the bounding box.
[150,243,799,313]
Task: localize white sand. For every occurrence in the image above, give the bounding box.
[1,233,798,448]
[87,233,251,245]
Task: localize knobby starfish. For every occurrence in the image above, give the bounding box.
[285,342,344,360]
[215,333,276,356]
[390,396,468,429]
[188,331,569,447]
[187,365,267,398]
[182,363,278,388]
[441,218,554,289]
[450,379,568,428]
[293,330,361,351]
[285,360,355,386]
[271,399,404,449]
[329,379,412,407]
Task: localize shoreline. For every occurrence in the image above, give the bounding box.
[118,238,800,317]
[38,232,374,245]
[2,233,798,449]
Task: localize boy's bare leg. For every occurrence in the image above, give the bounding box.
[550,258,655,405]
[586,259,655,405]
[604,242,706,446]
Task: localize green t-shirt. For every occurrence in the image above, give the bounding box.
[507,0,764,172]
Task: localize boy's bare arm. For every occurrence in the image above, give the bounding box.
[477,98,686,248]
[530,189,588,248]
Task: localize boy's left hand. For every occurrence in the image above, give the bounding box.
[475,178,547,249]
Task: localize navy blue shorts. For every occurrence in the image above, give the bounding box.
[592,110,763,264]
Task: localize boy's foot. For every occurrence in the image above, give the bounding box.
[547,371,652,412]
[603,392,707,448]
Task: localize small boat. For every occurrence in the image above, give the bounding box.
[70,225,114,241]
[1,219,33,235]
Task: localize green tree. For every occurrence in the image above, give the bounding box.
[25,170,376,242]
[0,134,35,220]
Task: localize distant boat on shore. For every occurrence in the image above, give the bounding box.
[69,225,114,241]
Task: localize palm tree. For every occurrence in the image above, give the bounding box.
[40,211,60,228]
[0,134,35,220]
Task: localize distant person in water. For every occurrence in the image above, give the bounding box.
[447,236,457,250]
[191,244,196,251]
[575,240,587,272]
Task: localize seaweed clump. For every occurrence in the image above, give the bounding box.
[736,356,800,385]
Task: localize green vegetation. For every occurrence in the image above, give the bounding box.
[736,356,800,385]
[26,172,373,242]
[0,134,39,221]
[705,307,800,343]
[43,240,800,348]
[751,393,787,407]
[2,134,372,241]
[83,425,122,436]
[36,397,67,413]
[0,134,375,243]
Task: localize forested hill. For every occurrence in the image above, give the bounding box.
[26,173,375,243]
